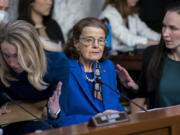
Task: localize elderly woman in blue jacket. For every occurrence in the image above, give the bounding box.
[48,17,125,127]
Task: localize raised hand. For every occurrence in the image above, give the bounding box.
[116,64,138,90]
[0,108,11,115]
[48,81,62,119]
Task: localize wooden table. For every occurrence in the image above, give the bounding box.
[28,105,180,135]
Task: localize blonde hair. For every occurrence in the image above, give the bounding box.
[0,20,48,90]
[103,0,139,19]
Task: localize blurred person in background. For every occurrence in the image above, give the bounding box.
[0,0,9,25]
[99,0,161,52]
[18,0,64,51]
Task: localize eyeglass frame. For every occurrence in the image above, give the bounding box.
[79,36,107,46]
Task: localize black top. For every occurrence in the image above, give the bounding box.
[45,19,64,44]
[126,45,161,109]
[136,45,158,109]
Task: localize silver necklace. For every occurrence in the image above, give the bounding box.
[85,74,95,82]
[78,60,96,83]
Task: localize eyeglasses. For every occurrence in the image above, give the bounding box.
[79,36,106,46]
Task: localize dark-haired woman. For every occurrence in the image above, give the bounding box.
[117,2,180,110]
[18,0,64,46]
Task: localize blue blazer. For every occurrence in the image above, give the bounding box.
[49,59,124,127]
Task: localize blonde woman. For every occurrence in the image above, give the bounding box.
[99,0,161,51]
[0,20,70,135]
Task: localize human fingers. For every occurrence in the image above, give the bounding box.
[103,110,119,114]
[56,81,62,97]
[0,108,11,115]
[95,113,103,117]
[116,64,124,72]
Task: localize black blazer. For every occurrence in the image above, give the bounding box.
[130,45,164,109]
[46,19,64,44]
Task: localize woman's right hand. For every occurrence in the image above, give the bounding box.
[48,82,62,119]
[116,64,138,90]
[0,108,11,115]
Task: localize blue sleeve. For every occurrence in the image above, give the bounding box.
[44,52,70,93]
[45,52,70,127]
[48,109,66,127]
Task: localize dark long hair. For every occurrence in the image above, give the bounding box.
[147,2,180,92]
[18,0,54,26]
[63,17,110,61]
[103,0,139,19]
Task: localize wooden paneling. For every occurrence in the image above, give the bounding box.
[109,55,142,71]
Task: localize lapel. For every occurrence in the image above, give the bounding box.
[70,59,100,112]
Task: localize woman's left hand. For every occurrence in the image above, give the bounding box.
[102,110,119,115]
[0,108,11,115]
[48,82,62,119]
[95,110,119,117]
[116,64,138,90]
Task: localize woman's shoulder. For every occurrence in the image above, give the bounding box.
[103,5,117,12]
[142,45,157,61]
[100,59,115,69]
[99,5,122,20]
[45,51,69,67]
[45,51,66,58]
[143,45,157,56]
[47,19,59,27]
[46,19,61,32]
